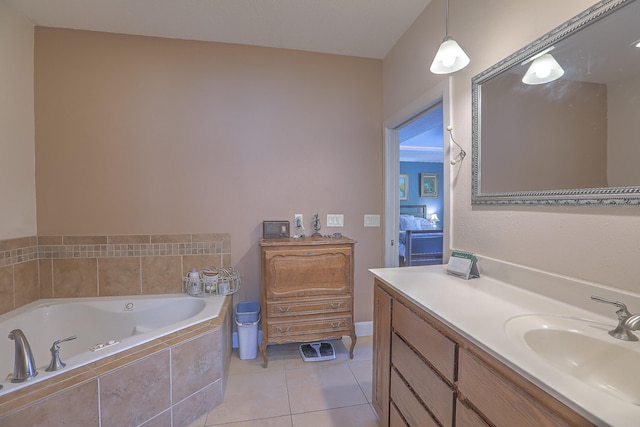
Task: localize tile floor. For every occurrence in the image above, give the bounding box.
[187,335,379,427]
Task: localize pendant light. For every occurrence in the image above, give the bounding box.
[430,0,470,74]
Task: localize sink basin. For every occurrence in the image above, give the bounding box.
[505,314,640,405]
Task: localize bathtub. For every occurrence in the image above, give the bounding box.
[0,293,226,397]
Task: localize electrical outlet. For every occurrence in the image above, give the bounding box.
[294,214,303,228]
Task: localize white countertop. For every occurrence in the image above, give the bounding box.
[370,265,640,427]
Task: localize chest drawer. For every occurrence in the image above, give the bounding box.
[391,334,454,427]
[266,314,352,338]
[458,349,569,427]
[392,301,456,383]
[267,295,351,318]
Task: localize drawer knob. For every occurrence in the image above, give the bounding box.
[276,326,291,333]
[329,302,343,309]
[330,322,344,328]
[278,306,292,313]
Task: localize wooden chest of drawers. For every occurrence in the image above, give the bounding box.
[259,236,356,367]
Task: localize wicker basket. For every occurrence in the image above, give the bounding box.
[183,266,241,297]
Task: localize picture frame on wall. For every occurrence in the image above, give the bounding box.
[420,173,439,197]
[399,174,408,200]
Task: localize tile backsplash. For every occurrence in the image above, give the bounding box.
[0,233,230,316]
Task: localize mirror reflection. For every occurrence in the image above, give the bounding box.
[472,0,640,205]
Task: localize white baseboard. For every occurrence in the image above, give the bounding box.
[355,321,373,336]
[232,321,373,349]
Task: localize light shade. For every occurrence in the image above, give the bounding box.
[522,53,564,85]
[430,37,470,74]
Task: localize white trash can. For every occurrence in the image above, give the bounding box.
[235,302,260,360]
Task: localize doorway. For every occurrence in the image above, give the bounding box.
[397,103,444,267]
[383,80,451,267]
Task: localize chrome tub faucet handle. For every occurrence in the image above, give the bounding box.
[46,335,77,372]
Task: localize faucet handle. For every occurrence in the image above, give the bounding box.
[591,295,632,317]
[591,296,638,341]
[45,335,77,372]
[51,335,77,350]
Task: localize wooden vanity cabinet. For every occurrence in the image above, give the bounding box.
[372,278,595,427]
[259,237,356,367]
[372,284,392,423]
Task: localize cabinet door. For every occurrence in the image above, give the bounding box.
[263,246,352,298]
[373,282,392,426]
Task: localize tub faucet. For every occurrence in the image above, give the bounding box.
[591,295,638,341]
[8,329,38,383]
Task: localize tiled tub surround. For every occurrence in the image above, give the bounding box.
[0,295,233,427]
[0,294,227,396]
[0,233,232,425]
[0,233,231,316]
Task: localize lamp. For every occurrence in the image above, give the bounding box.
[429,213,440,226]
[522,52,564,85]
[430,0,470,74]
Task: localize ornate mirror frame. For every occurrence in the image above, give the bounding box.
[471,0,640,206]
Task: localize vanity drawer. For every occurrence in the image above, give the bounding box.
[392,301,456,383]
[266,314,352,338]
[391,334,454,427]
[389,402,408,427]
[455,400,490,427]
[458,349,568,427]
[390,368,439,427]
[267,295,351,318]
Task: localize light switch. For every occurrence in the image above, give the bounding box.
[327,214,344,227]
[364,214,380,227]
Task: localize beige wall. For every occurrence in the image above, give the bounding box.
[0,1,36,239]
[34,28,383,321]
[384,0,640,294]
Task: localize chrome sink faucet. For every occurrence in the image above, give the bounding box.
[623,314,640,333]
[8,329,38,382]
[591,296,638,341]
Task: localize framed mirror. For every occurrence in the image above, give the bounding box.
[472,0,640,205]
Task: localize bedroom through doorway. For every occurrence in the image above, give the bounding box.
[397,102,444,267]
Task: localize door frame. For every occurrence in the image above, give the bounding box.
[383,79,452,267]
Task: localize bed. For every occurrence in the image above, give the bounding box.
[399,205,443,266]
